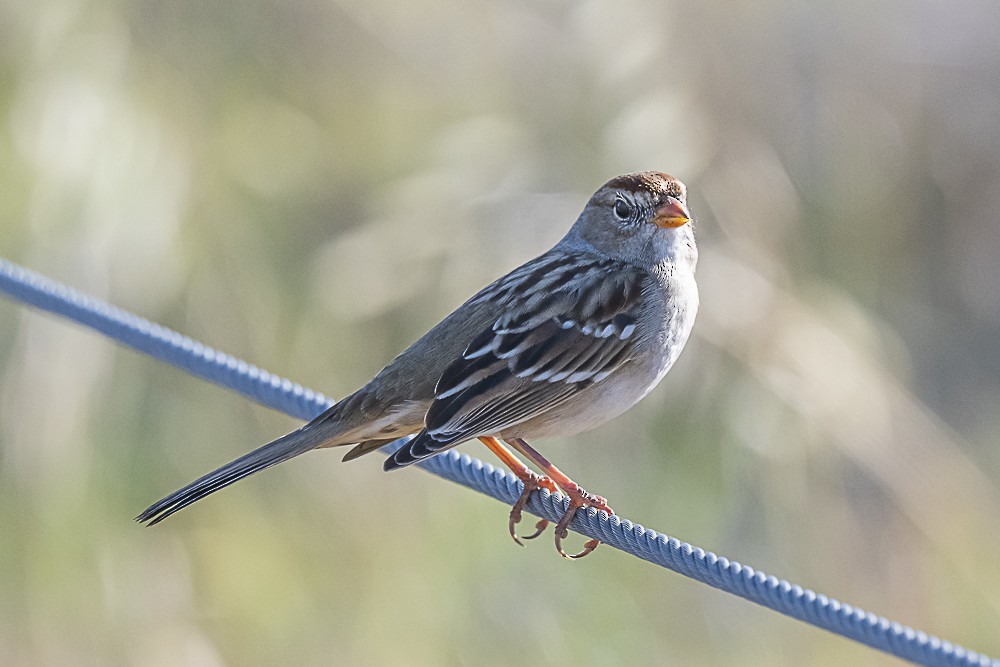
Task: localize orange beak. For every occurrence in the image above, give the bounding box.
[652,196,691,228]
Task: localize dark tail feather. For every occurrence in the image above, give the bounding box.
[136,424,333,526]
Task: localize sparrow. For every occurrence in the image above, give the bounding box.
[137,171,699,559]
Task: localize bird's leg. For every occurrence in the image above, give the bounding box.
[477,436,556,545]
[505,437,615,559]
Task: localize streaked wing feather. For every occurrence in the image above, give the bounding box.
[409,255,649,461]
[399,378,579,463]
[428,369,579,440]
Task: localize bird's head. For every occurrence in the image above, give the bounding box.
[561,172,697,270]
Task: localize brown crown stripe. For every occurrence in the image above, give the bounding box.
[603,172,683,199]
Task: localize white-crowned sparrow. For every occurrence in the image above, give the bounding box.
[138,171,699,558]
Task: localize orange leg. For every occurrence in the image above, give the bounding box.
[505,437,615,559]
[477,436,556,545]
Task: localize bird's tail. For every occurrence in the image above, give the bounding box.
[136,421,335,526]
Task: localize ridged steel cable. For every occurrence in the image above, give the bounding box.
[0,257,995,667]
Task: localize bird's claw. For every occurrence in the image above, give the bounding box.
[484,435,613,559]
[553,488,614,560]
[508,473,556,546]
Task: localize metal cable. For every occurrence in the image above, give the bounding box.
[0,257,995,667]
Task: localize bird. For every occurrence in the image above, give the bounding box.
[137,171,699,559]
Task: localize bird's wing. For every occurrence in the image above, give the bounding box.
[386,253,650,468]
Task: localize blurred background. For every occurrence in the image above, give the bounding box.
[1,0,998,665]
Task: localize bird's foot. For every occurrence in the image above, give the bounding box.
[508,472,556,545]
[552,485,615,560]
[477,435,614,558]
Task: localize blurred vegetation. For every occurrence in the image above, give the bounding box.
[1,0,999,665]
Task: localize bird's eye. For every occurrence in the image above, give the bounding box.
[613,198,634,221]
